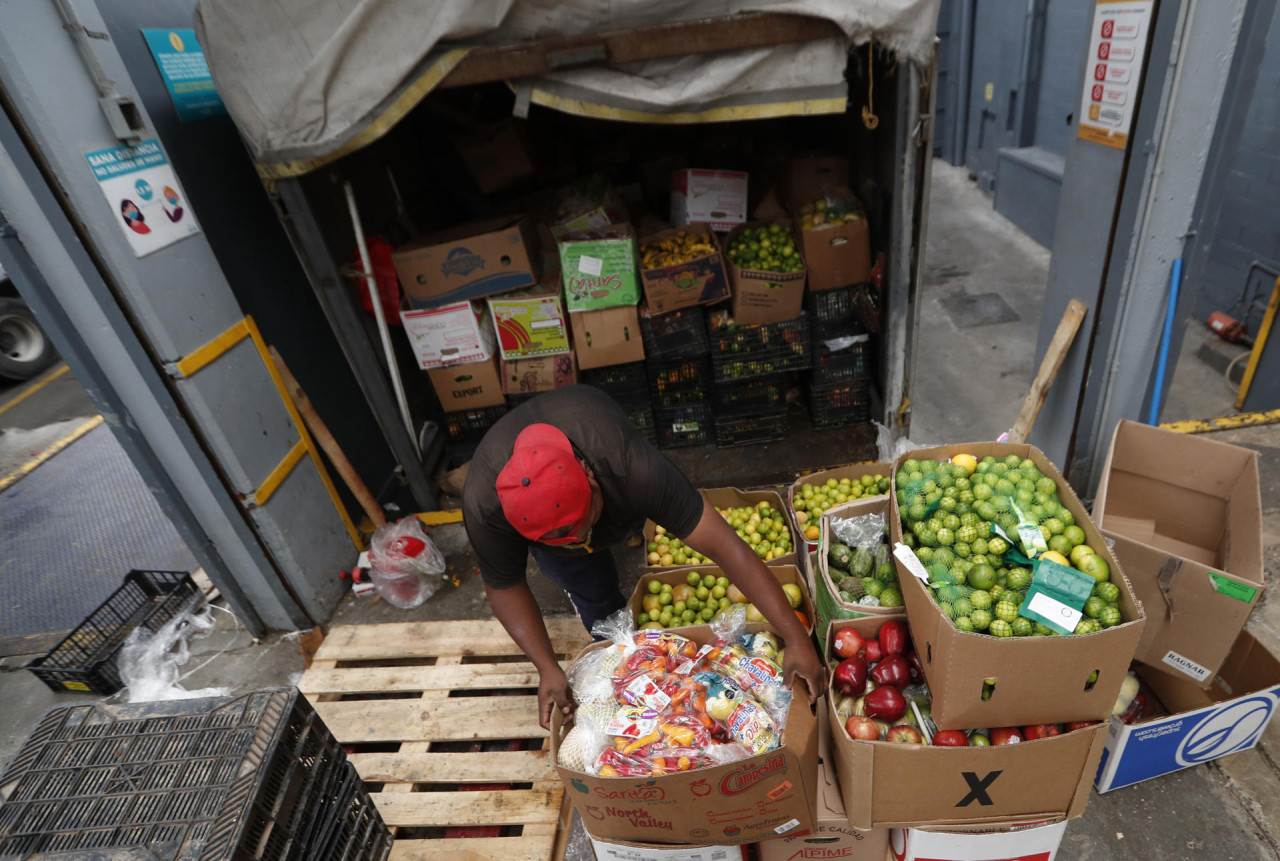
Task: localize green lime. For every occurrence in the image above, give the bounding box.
[970,608,992,630]
[990,619,1014,638]
[995,600,1019,623]
[647,580,662,595]
[1098,606,1122,627]
[968,564,997,591]
[969,590,993,609]
[1094,582,1120,603]
[1012,617,1033,637]
[687,571,702,586]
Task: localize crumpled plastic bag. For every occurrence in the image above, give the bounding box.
[367,517,447,609]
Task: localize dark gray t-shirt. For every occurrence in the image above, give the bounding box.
[462,386,704,589]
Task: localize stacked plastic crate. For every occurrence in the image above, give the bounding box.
[706,309,810,447]
[443,405,509,469]
[805,286,872,427]
[641,305,714,449]
[581,361,657,445]
[0,689,391,861]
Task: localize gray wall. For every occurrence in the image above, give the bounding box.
[1189,0,1280,329]
[1032,0,1093,158]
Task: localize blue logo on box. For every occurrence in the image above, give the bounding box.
[441,247,485,277]
[1176,696,1274,766]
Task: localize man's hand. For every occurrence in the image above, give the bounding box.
[782,637,826,705]
[539,665,577,730]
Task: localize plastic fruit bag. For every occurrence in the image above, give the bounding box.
[707,606,791,715]
[367,517,447,609]
[690,671,783,754]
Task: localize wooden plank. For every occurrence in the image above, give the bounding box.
[1008,299,1088,445]
[371,788,564,827]
[438,13,842,89]
[313,695,545,743]
[299,662,547,696]
[389,835,555,861]
[312,618,590,663]
[348,750,555,784]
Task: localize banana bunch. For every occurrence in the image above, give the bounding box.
[641,230,717,269]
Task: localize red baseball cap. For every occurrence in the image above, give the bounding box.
[496,424,592,543]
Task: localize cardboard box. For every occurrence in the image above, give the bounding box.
[783,158,850,204]
[757,705,887,861]
[643,487,797,572]
[672,169,749,232]
[426,357,505,410]
[558,225,643,312]
[590,837,746,861]
[639,224,732,315]
[456,120,535,194]
[570,304,645,369]
[889,820,1068,861]
[812,498,901,645]
[825,616,1107,829]
[399,300,495,369]
[500,353,577,395]
[1094,630,1280,792]
[787,462,893,554]
[628,565,814,636]
[889,442,1146,731]
[394,217,538,307]
[553,174,628,235]
[552,626,819,845]
[487,284,571,360]
[725,223,806,325]
[794,197,871,291]
[1092,420,1264,687]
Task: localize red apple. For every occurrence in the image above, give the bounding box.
[886,725,923,744]
[869,655,912,689]
[905,650,924,683]
[863,639,884,664]
[863,685,907,722]
[989,727,1023,746]
[1021,724,1061,741]
[833,628,867,660]
[878,620,910,656]
[1064,721,1100,732]
[833,656,869,697]
[845,715,881,741]
[932,730,970,747]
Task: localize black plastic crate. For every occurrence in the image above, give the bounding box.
[806,286,869,340]
[810,335,870,383]
[808,376,872,428]
[312,763,392,861]
[626,406,658,447]
[582,362,651,410]
[648,357,711,407]
[653,402,713,449]
[640,305,709,360]
[444,405,508,440]
[0,688,373,861]
[711,373,786,412]
[27,570,202,695]
[714,408,788,448]
[444,439,479,470]
[708,313,810,381]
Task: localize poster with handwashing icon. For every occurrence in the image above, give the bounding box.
[84,139,200,257]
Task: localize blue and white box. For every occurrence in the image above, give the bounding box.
[1095,631,1280,792]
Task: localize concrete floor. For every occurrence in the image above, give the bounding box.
[2,159,1278,858]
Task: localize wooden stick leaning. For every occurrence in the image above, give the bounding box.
[1007,300,1088,445]
[269,345,386,529]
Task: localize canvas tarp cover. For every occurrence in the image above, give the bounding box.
[193,0,940,177]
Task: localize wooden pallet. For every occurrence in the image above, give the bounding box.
[299,618,592,861]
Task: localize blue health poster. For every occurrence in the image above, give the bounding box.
[142,29,226,122]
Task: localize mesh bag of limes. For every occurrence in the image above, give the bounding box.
[895,453,1126,638]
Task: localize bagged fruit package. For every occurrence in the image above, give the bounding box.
[706,606,792,715]
[828,511,899,607]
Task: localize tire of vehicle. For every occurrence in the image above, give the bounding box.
[0,297,57,381]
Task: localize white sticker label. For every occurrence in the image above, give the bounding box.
[894,543,930,583]
[578,254,604,276]
[606,707,661,738]
[674,644,716,676]
[1028,591,1083,631]
[774,818,802,835]
[620,675,672,711]
[1161,650,1213,683]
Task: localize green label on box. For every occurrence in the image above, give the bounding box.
[1208,572,1259,603]
[560,236,641,311]
[1021,558,1095,635]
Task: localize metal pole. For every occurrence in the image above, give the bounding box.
[344,182,419,461]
